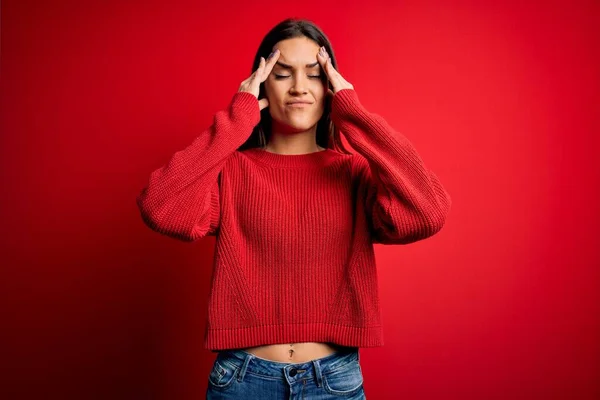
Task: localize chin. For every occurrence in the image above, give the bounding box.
[273,117,318,134]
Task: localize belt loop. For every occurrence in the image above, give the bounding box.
[237,352,253,382]
[312,359,323,387]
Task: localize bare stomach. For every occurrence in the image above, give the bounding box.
[239,342,353,363]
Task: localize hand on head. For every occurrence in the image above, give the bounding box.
[316,46,354,97]
[238,49,281,111]
[238,45,354,111]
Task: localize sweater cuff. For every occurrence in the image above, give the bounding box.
[230,91,261,128]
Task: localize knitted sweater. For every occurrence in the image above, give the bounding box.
[136,88,452,351]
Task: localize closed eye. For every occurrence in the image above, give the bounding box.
[274,74,322,79]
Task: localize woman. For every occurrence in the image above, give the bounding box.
[137,18,452,399]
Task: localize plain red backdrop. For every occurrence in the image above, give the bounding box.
[1,0,599,399]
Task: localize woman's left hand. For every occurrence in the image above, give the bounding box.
[316,46,354,99]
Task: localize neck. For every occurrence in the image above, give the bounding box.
[265,121,323,155]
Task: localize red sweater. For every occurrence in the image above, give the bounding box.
[136,88,451,351]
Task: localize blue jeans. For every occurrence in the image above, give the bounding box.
[206,347,366,399]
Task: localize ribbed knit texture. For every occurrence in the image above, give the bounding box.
[136,88,452,351]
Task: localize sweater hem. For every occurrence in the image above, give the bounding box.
[204,322,384,351]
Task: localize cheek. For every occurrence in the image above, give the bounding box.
[265,81,285,101]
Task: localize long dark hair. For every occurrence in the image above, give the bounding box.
[237,18,353,155]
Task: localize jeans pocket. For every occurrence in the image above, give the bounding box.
[208,358,238,390]
[322,361,364,396]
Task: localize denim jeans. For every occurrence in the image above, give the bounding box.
[206,347,366,399]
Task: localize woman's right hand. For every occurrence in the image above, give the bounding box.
[238,49,280,111]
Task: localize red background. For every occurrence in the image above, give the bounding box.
[2,0,599,399]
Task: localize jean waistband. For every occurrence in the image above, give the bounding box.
[215,346,360,385]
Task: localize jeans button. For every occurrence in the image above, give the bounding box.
[289,368,297,377]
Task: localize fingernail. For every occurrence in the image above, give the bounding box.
[268,51,274,59]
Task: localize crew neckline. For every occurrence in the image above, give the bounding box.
[242,147,341,169]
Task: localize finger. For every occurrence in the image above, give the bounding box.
[318,55,340,92]
[261,49,280,81]
[318,51,340,93]
[319,47,338,76]
[257,56,266,73]
[316,48,329,78]
[325,57,339,78]
[251,57,264,78]
[258,97,269,111]
[250,57,266,87]
[247,59,263,84]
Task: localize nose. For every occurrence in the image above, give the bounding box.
[290,73,309,95]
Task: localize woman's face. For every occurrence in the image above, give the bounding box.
[263,37,327,135]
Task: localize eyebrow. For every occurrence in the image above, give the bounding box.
[275,61,320,69]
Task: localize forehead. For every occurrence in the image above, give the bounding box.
[273,37,320,66]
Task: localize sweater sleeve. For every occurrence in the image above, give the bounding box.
[331,88,452,245]
[136,91,260,242]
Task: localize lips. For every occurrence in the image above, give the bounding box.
[286,101,313,108]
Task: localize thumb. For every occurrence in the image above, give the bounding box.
[258,97,269,111]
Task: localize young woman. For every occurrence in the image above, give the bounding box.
[137,18,451,399]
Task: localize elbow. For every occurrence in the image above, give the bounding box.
[136,191,196,242]
[414,188,452,240]
[136,189,149,219]
[429,194,452,234]
[425,210,449,238]
[416,200,451,240]
[136,189,159,231]
[377,203,449,245]
[138,210,196,242]
[136,197,163,236]
[136,190,154,228]
[371,183,452,245]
